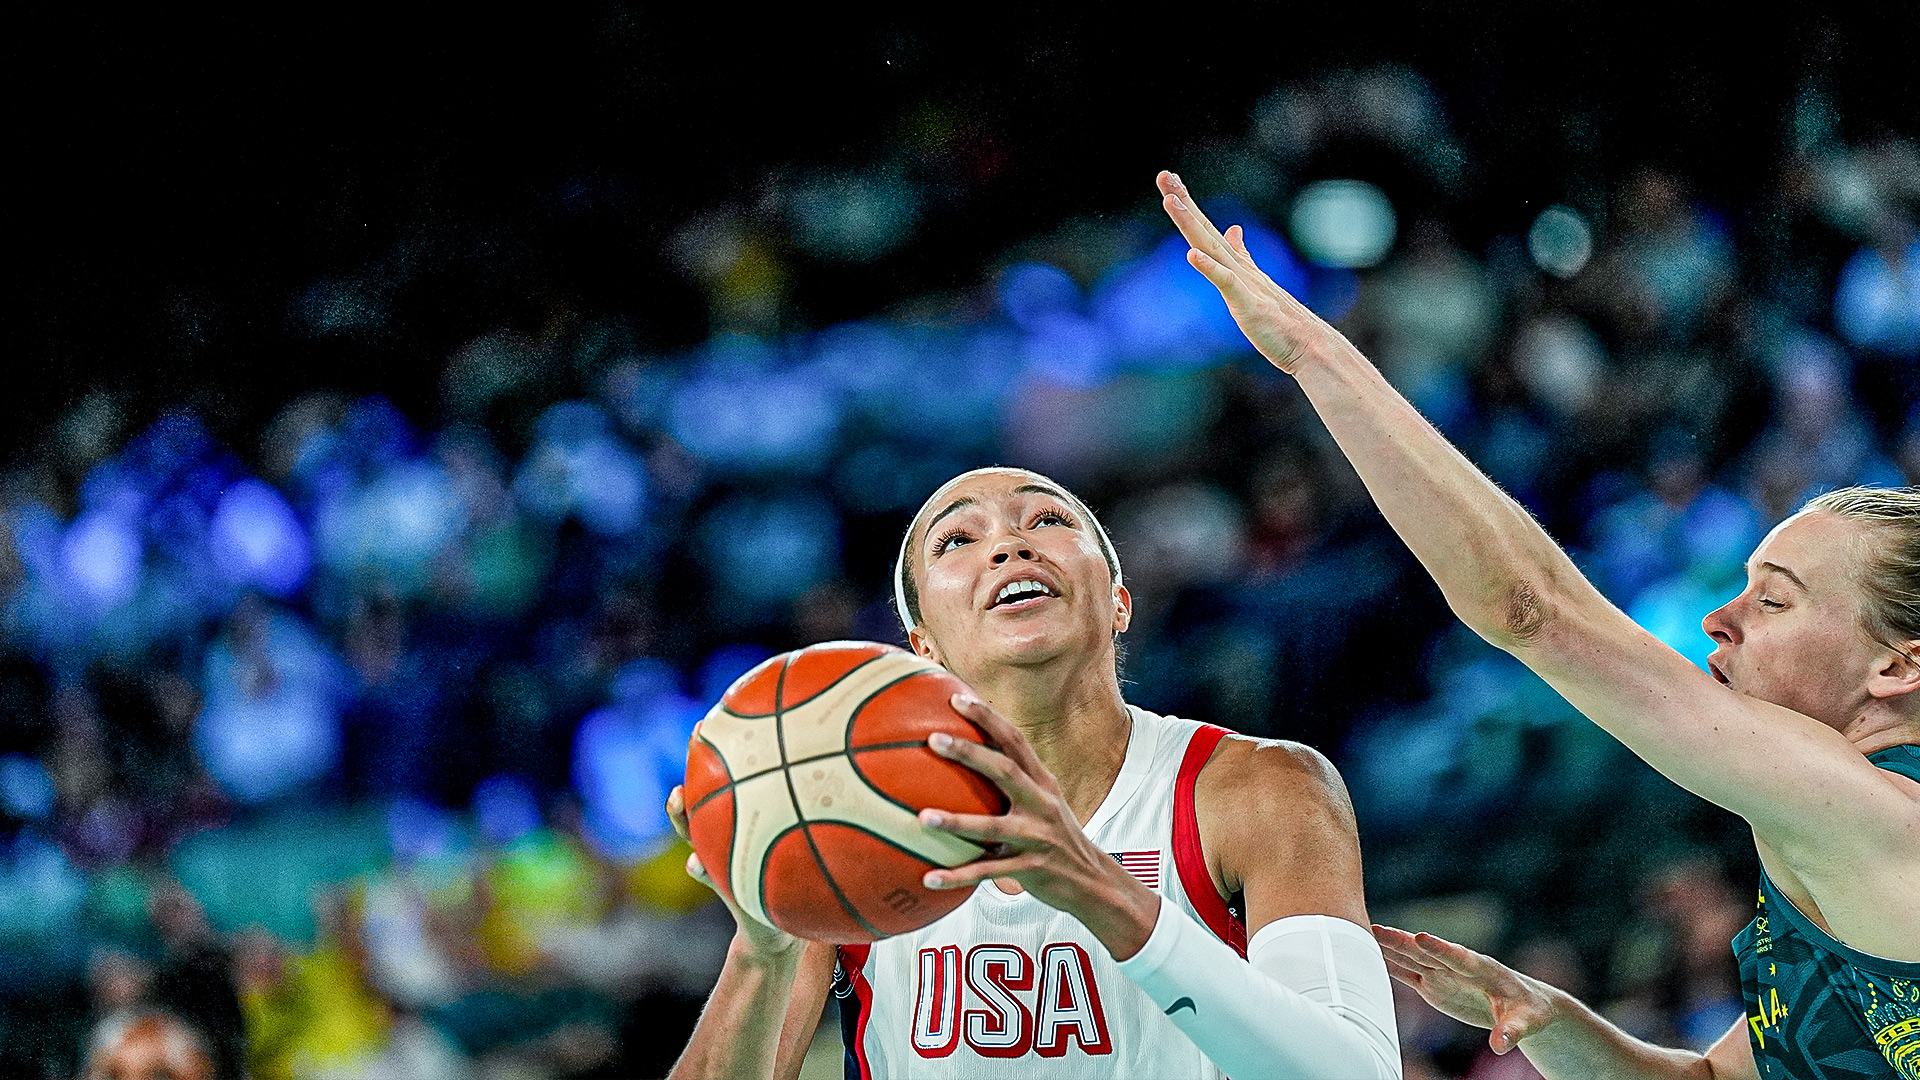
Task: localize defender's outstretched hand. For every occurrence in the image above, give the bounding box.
[1372,924,1558,1055]
[1156,170,1358,375]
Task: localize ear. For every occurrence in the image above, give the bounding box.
[1866,641,1920,701]
[1112,584,1132,636]
[908,626,941,664]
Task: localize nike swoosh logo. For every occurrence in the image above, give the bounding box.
[1164,997,1195,1016]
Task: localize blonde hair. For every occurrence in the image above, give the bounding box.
[1803,486,1920,660]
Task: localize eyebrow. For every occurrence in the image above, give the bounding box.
[1012,483,1072,503]
[919,484,1075,551]
[923,496,978,539]
[1758,561,1808,591]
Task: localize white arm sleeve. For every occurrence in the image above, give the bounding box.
[1115,896,1402,1079]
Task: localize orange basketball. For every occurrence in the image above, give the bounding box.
[682,640,1009,942]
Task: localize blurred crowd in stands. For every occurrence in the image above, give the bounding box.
[2,67,1916,1079]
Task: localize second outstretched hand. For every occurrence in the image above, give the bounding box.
[1156,170,1360,376]
[917,693,1163,960]
[1372,924,1559,1055]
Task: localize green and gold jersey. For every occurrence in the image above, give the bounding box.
[1732,745,1920,1079]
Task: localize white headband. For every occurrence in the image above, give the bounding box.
[892,467,1123,633]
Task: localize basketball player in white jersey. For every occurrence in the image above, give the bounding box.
[664,467,1404,1078]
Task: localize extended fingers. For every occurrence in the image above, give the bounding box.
[929,727,1040,802]
[1185,247,1249,297]
[947,694,1052,786]
[1381,954,1432,988]
[919,806,1024,844]
[1412,932,1491,977]
[1158,172,1242,265]
[923,854,1027,891]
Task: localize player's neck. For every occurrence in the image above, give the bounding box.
[1842,704,1920,756]
[974,665,1131,824]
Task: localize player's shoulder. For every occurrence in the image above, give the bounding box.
[1192,732,1363,889]
[1198,732,1351,811]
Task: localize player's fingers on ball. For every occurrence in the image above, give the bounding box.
[917,808,1018,843]
[953,693,1053,780]
[684,850,712,886]
[665,786,688,832]
[922,858,1008,890]
[929,730,1027,788]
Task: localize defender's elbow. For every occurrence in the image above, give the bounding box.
[1503,579,1549,642]
[1456,578,1552,652]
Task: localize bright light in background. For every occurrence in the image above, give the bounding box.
[1289,180,1397,268]
[59,509,143,609]
[0,754,55,820]
[210,479,312,597]
[1528,205,1594,279]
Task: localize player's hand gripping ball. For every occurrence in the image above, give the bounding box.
[682,641,1008,942]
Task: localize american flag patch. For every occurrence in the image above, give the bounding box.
[1109,850,1160,889]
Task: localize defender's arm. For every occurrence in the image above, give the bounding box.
[1375,925,1759,1080]
[1157,170,1920,889]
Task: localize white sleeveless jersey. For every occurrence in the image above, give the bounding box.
[833,707,1246,1080]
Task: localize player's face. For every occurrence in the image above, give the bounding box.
[1702,510,1890,729]
[907,469,1129,679]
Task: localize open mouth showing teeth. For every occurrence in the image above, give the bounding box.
[991,579,1056,607]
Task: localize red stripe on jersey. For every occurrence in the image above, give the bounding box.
[1172,725,1246,957]
[839,944,875,1080]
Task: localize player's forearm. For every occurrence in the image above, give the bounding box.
[668,935,815,1080]
[1516,985,1716,1080]
[1289,338,1597,650]
[1118,898,1402,1078]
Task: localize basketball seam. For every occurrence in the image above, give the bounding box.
[686,740,946,815]
[844,670,992,823]
[808,818,985,877]
[717,651,897,719]
[690,729,737,900]
[774,653,885,940]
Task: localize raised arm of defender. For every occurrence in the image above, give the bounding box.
[1155,172,1920,905]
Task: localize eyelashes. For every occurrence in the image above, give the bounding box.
[929,509,1077,557]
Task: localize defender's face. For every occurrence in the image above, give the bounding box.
[1702,510,1888,729]
[907,469,1128,680]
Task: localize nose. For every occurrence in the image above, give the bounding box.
[989,537,1034,565]
[1701,597,1739,645]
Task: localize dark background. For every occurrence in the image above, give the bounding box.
[7,7,1919,1079]
[15,4,1917,451]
